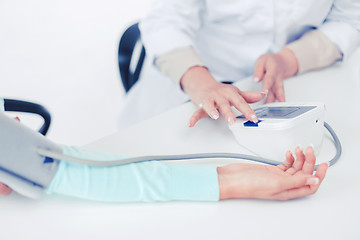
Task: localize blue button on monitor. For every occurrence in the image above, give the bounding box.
[243,120,263,127]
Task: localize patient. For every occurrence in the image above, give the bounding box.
[0,141,328,201]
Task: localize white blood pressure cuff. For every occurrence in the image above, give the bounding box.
[0,112,62,198]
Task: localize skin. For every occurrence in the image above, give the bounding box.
[182,48,298,127]
[253,48,299,103]
[0,183,12,196]
[218,146,328,200]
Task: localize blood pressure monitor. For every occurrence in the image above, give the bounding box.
[229,102,326,161]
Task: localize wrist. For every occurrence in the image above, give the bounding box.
[180,66,218,94]
[217,166,231,200]
[217,166,244,200]
[276,48,299,78]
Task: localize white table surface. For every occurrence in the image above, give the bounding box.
[1,49,359,240]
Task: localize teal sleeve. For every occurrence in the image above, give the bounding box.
[46,146,220,202]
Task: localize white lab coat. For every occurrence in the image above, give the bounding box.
[117,0,360,129]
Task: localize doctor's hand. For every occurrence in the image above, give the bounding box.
[180,66,266,127]
[218,146,328,200]
[253,48,298,103]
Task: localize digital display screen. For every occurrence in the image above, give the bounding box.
[256,107,299,118]
[237,106,316,119]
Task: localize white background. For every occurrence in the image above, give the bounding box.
[1,1,360,240]
[0,0,150,146]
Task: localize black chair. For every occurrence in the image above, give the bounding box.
[118,23,146,93]
[3,99,51,136]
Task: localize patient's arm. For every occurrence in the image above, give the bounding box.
[218,146,328,200]
[0,125,327,201]
[1,146,328,201]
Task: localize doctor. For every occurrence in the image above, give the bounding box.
[118,0,360,128]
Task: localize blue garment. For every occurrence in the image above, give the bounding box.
[46,146,220,202]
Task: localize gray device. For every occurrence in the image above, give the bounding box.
[0,113,61,198]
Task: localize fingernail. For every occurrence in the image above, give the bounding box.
[306,177,319,186]
[262,89,269,97]
[251,114,258,123]
[309,143,314,149]
[287,150,294,158]
[227,117,235,125]
[253,77,260,82]
[326,162,331,167]
[297,144,303,151]
[211,111,219,120]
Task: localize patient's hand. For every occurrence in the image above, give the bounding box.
[0,183,12,196]
[0,116,19,196]
[218,146,328,200]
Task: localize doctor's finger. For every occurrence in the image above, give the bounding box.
[201,99,220,121]
[189,109,209,127]
[265,89,276,104]
[216,100,236,125]
[229,95,258,123]
[253,55,267,82]
[262,69,277,94]
[240,91,266,103]
[274,77,285,102]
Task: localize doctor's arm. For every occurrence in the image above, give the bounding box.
[154,50,265,128]
[253,30,343,103]
[155,29,341,126]
[155,48,265,127]
[140,0,263,127]
[255,0,360,103]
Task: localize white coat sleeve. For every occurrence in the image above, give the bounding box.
[319,0,360,59]
[139,0,205,61]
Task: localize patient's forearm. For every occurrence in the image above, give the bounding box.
[46,146,326,202]
[46,146,220,202]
